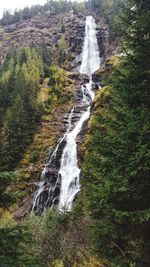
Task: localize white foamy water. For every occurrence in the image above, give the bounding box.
[58,16,100,211]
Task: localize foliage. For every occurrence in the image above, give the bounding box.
[29,149,40,163]
[83,0,150,266]
[0,5,42,25]
[36,43,54,68]
[0,47,43,170]
[0,224,42,267]
[61,19,65,33]
[28,210,92,267]
[0,172,16,209]
[48,66,67,102]
[58,37,68,65]
[0,173,40,267]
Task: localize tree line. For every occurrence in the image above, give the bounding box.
[0,0,83,26]
[0,47,43,170]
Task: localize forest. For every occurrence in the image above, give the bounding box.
[0,0,150,266]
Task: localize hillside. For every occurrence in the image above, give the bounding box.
[0,10,112,64]
[1,0,150,266]
[0,8,117,219]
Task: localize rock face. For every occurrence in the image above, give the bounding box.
[65,15,85,55]
[68,73,89,84]
[92,69,102,83]
[0,10,111,64]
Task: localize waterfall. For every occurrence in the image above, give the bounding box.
[32,16,100,214]
[80,16,100,77]
[58,16,100,211]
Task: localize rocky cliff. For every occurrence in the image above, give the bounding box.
[0,10,114,65]
[0,9,117,219]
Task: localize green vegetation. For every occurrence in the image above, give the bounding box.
[0,47,43,170]
[0,172,16,209]
[48,66,68,102]
[0,171,40,266]
[28,210,93,267]
[0,0,150,266]
[0,224,41,267]
[0,45,71,171]
[83,0,150,266]
[58,37,68,65]
[0,49,78,267]
[29,148,40,163]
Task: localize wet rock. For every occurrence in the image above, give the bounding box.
[79,74,90,84]
[53,185,60,197]
[53,197,59,205]
[68,73,89,84]
[92,69,101,82]
[73,88,83,99]
[70,54,82,71]
[44,168,58,183]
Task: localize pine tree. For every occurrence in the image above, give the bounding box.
[0,171,41,267]
[0,48,43,170]
[83,0,150,266]
[0,172,16,208]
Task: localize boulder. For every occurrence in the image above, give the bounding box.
[92,68,101,82]
[68,72,89,84]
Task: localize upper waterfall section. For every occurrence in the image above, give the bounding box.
[80,16,100,77]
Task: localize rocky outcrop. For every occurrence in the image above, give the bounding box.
[68,73,89,84]
[92,55,120,83]
[0,11,85,62]
[0,10,112,65]
[65,16,85,55]
[0,13,65,62]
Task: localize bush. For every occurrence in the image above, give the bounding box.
[28,210,93,267]
[29,149,40,163]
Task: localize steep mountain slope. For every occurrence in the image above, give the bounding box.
[0,10,112,64]
[0,9,117,219]
[0,4,118,235]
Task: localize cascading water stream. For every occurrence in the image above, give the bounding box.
[80,16,100,77]
[32,107,75,213]
[32,16,100,214]
[58,16,100,211]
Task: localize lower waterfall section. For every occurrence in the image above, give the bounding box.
[32,107,75,214]
[32,16,100,214]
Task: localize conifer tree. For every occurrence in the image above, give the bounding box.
[0,171,41,267]
[83,0,150,266]
[0,172,15,208]
[0,48,43,170]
